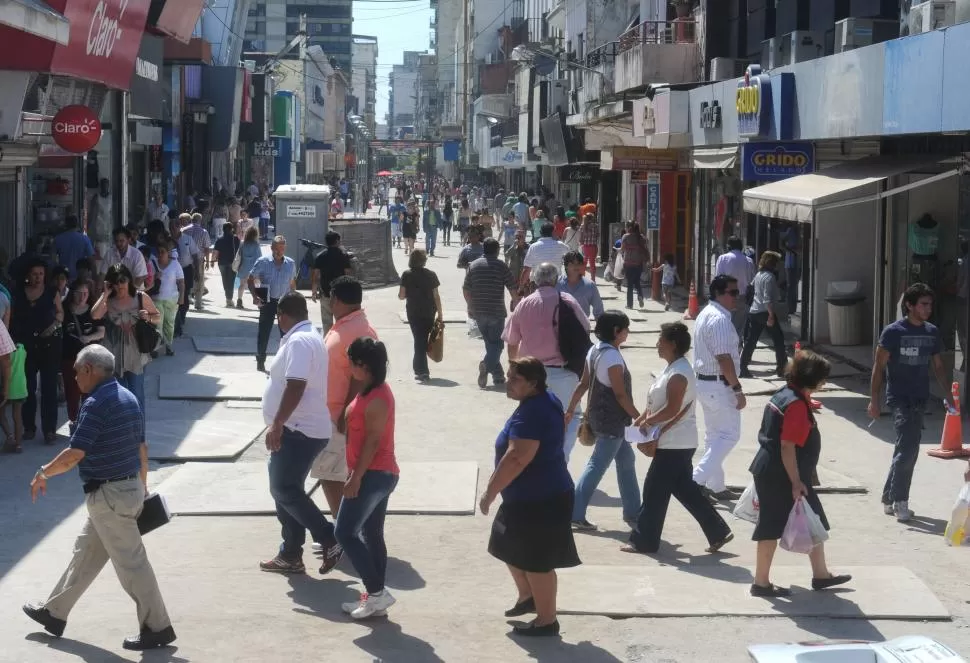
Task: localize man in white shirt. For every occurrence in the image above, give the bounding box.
[522,222,570,283]
[100,226,148,289]
[714,236,755,339]
[692,274,747,501]
[171,215,201,336]
[259,292,342,575]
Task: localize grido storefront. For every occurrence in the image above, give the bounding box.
[0,0,150,258]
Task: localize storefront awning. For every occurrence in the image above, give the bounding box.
[0,0,68,45]
[742,156,959,222]
[692,147,738,170]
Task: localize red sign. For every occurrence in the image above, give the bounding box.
[51,105,102,153]
[0,0,150,90]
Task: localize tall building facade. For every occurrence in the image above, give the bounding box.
[243,0,353,74]
[352,35,378,135]
[387,50,422,138]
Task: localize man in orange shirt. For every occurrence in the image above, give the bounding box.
[311,276,378,516]
[578,197,597,221]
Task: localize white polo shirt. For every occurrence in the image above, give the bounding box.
[262,319,331,439]
[692,300,740,378]
[524,238,571,272]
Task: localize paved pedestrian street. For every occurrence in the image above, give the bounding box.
[2,235,970,662]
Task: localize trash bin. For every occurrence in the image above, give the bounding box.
[825,281,865,346]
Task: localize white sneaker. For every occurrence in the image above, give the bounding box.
[883,503,895,516]
[894,501,914,522]
[350,590,396,619]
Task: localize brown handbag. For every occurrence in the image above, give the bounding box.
[426,320,444,363]
[577,351,602,446]
[638,400,693,457]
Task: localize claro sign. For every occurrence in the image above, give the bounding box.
[51,105,103,153]
[51,0,151,89]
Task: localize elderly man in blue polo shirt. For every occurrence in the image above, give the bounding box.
[23,344,175,651]
[248,234,297,372]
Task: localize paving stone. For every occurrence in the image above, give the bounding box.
[158,374,268,400]
[193,336,278,355]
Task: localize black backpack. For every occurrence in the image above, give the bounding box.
[555,293,592,377]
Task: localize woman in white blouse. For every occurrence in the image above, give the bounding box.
[621,322,734,555]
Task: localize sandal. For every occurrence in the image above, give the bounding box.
[2,438,22,453]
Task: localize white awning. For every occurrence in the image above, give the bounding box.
[742,156,958,222]
[692,147,738,170]
[0,0,69,44]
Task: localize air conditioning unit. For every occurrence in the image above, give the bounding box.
[760,38,782,69]
[834,18,899,52]
[547,78,568,115]
[909,1,956,34]
[710,57,747,80]
[781,31,823,64]
[484,52,494,65]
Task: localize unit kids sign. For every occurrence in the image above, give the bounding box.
[51,105,102,153]
[736,64,773,138]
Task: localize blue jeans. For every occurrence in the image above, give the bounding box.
[269,428,336,558]
[572,433,641,522]
[335,470,399,593]
[882,401,925,504]
[475,316,506,379]
[625,266,643,307]
[425,226,438,254]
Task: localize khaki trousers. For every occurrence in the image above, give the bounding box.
[44,479,171,631]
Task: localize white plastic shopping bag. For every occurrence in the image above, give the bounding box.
[779,497,817,554]
[467,318,482,339]
[612,252,625,281]
[803,500,829,546]
[944,482,970,547]
[732,482,760,524]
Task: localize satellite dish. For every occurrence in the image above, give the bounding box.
[534,53,556,76]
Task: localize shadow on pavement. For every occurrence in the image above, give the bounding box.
[25,632,190,662]
[332,556,427,591]
[505,631,624,662]
[905,514,948,535]
[763,592,886,642]
[286,575,360,621]
[354,621,445,663]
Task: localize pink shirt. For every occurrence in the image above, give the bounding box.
[347,382,399,475]
[502,287,589,367]
[324,309,378,422]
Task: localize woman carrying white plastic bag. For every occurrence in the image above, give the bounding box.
[732,482,759,524]
[747,351,850,598]
[944,480,970,547]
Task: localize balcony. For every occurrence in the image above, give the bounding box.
[613,20,700,93]
[576,43,616,111]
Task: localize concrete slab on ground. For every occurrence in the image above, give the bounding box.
[193,336,278,355]
[157,461,479,516]
[225,401,264,409]
[556,565,948,620]
[723,462,867,494]
[154,462,317,515]
[158,373,268,400]
[398,311,466,324]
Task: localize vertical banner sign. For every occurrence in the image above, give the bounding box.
[646,173,661,231]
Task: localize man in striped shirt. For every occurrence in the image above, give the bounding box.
[184,213,212,311]
[464,238,519,388]
[692,274,747,501]
[24,345,175,650]
[522,222,570,283]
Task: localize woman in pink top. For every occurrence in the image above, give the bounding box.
[335,337,400,620]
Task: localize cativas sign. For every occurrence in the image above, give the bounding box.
[51,104,102,153]
[646,173,661,231]
[737,65,773,138]
[740,142,814,182]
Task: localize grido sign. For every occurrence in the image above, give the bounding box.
[736,64,773,138]
[51,105,102,153]
[741,142,815,182]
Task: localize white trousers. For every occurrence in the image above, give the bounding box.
[545,366,581,462]
[692,380,741,492]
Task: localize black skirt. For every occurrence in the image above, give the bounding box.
[488,491,582,573]
[752,471,830,541]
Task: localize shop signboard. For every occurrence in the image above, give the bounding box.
[560,165,597,183]
[699,100,721,129]
[646,173,661,231]
[128,34,163,119]
[737,65,772,138]
[151,0,207,44]
[741,142,814,182]
[254,141,279,158]
[51,104,102,153]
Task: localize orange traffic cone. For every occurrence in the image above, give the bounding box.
[928,382,970,459]
[683,281,699,320]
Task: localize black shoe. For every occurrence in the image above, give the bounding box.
[122,625,177,650]
[710,488,740,501]
[504,597,536,617]
[812,574,852,591]
[512,619,560,637]
[256,359,266,373]
[477,361,487,389]
[318,542,343,574]
[750,583,792,598]
[23,603,65,637]
[739,370,754,379]
[705,531,734,553]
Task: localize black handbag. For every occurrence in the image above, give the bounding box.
[133,293,162,354]
[555,294,593,377]
[137,493,171,535]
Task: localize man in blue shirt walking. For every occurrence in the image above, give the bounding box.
[869,283,950,523]
[248,235,297,372]
[423,198,442,257]
[23,345,175,650]
[53,215,94,279]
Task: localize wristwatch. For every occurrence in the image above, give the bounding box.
[36,467,49,481]
[731,383,743,393]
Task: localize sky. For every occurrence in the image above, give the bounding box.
[353,0,432,122]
